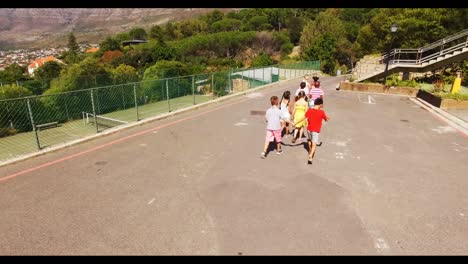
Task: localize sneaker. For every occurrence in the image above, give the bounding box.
[276,150,282,155]
[291,137,296,144]
[260,152,266,159]
[307,159,313,165]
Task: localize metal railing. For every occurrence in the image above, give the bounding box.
[353,29,468,81]
[0,61,320,163]
[382,28,468,66]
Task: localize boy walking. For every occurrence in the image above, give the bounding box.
[261,96,286,158]
[294,98,330,164]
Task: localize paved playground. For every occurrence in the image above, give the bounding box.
[0,76,467,255]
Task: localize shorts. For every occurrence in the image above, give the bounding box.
[281,112,291,121]
[308,99,315,108]
[266,129,282,142]
[307,130,320,144]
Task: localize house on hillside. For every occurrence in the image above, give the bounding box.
[122,40,148,47]
[27,56,63,76]
[85,47,100,53]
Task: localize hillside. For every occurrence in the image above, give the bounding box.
[0,8,236,50]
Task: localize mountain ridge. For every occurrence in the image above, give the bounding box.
[0,8,234,50]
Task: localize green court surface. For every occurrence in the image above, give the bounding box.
[0,95,212,162]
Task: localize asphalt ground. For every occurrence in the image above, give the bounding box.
[0,76,467,255]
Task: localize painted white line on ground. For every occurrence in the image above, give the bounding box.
[410,97,468,136]
[383,145,394,152]
[431,126,456,134]
[335,152,345,159]
[234,122,249,126]
[330,140,347,147]
[368,95,376,104]
[148,198,155,205]
[374,238,390,253]
[246,92,264,99]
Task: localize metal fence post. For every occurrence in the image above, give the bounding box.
[228,70,232,93]
[121,85,126,109]
[166,79,171,112]
[192,75,195,105]
[26,98,41,150]
[90,89,98,133]
[133,84,139,121]
[262,67,265,84]
[211,73,214,100]
[241,70,244,89]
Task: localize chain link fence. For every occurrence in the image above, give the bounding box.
[0,61,320,163]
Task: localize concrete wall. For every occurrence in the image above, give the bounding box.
[339,81,418,96]
[440,99,468,110]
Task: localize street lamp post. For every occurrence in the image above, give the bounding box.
[383,23,398,84]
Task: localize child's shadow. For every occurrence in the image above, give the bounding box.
[281,140,322,154]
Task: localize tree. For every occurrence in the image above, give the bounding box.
[355,8,458,55]
[33,61,63,94]
[303,34,337,74]
[246,16,270,31]
[101,50,124,64]
[299,9,346,50]
[47,57,111,93]
[111,64,140,84]
[67,32,79,55]
[0,84,32,100]
[141,60,192,102]
[129,27,147,40]
[263,9,290,31]
[178,19,208,38]
[211,18,242,32]
[114,32,132,44]
[200,10,224,25]
[149,25,164,41]
[0,84,34,134]
[252,53,274,67]
[285,16,304,44]
[0,63,26,83]
[164,22,180,40]
[99,36,121,54]
[143,60,191,80]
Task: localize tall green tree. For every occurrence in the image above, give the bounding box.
[129,27,147,40]
[0,63,26,83]
[33,61,63,94]
[355,8,461,55]
[67,32,79,55]
[111,64,140,84]
[149,25,165,41]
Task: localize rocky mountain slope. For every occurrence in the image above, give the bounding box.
[0,8,234,50]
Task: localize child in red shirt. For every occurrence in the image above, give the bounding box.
[294,98,330,164]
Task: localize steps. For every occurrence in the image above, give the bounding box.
[352,29,468,82]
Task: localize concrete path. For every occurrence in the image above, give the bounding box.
[0,77,467,255]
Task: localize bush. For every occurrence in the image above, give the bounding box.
[439,92,468,101]
[280,42,294,55]
[385,73,419,87]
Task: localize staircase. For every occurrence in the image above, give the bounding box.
[352,29,468,82]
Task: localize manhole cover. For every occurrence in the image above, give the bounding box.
[250,110,266,115]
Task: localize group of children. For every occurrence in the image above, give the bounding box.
[260,75,330,165]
